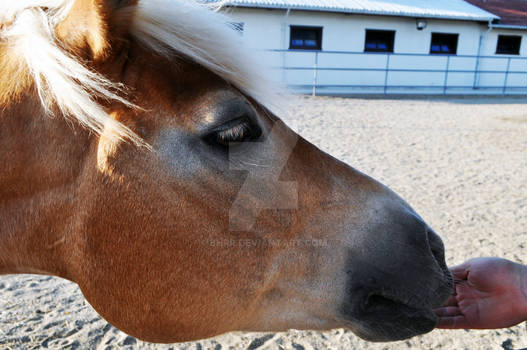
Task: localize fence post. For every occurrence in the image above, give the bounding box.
[312,51,319,96]
[443,55,451,95]
[503,57,511,95]
[383,54,391,94]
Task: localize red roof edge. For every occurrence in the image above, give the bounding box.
[465,0,527,26]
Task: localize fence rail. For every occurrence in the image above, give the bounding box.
[268,49,527,95]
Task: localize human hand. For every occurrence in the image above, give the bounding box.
[434,257,527,329]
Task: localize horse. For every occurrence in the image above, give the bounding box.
[0,0,453,344]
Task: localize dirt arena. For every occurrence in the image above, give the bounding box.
[1,96,526,349]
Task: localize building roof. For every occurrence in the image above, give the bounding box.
[209,0,499,22]
[464,0,527,27]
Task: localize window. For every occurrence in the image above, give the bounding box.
[430,33,458,54]
[364,30,395,53]
[496,35,521,55]
[290,26,322,50]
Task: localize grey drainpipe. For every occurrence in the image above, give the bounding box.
[282,8,291,49]
[474,19,493,89]
[281,8,291,83]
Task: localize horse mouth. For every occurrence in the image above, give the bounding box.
[339,294,439,342]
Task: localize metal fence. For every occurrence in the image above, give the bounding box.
[268,49,527,95]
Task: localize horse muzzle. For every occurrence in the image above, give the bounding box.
[339,289,440,341]
[338,207,453,341]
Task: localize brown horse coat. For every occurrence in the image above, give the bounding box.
[0,0,452,343]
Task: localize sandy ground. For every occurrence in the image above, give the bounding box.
[1,96,526,349]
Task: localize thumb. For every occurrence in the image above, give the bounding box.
[449,261,470,281]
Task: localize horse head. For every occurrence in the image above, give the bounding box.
[0,0,452,343]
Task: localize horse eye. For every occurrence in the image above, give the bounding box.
[204,117,262,147]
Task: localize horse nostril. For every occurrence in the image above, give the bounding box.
[426,228,446,267]
[365,294,398,311]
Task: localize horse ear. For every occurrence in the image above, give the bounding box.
[55,0,138,61]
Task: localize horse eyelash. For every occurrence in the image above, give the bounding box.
[218,123,249,139]
[214,122,253,144]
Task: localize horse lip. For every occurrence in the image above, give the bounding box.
[337,296,438,341]
[365,294,437,322]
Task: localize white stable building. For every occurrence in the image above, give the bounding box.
[210,0,527,95]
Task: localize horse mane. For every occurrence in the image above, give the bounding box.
[0,0,279,146]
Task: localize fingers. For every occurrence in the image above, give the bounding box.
[441,294,458,307]
[435,315,469,329]
[450,262,469,281]
[434,306,462,317]
[434,302,470,329]
[455,281,477,300]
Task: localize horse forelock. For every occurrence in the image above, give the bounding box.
[0,0,283,146]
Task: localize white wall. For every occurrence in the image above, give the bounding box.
[478,28,527,89]
[223,7,527,94]
[226,8,483,53]
[481,28,527,56]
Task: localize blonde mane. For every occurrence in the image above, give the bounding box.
[0,0,279,145]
